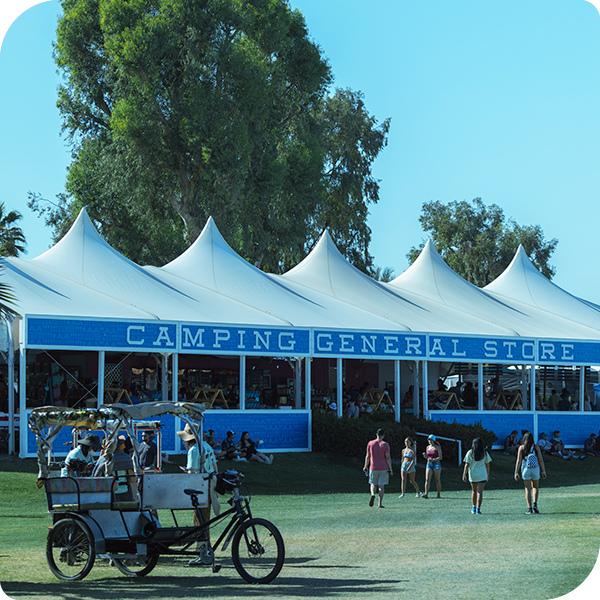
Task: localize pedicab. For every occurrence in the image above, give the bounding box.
[29,401,285,584]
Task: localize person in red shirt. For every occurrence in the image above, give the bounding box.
[363,428,393,508]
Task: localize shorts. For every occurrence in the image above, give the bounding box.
[369,470,389,486]
[521,465,540,481]
[401,462,416,474]
[426,460,442,471]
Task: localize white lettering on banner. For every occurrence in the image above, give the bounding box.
[253,331,271,350]
[213,329,231,348]
[238,330,246,349]
[278,332,296,351]
[384,336,399,354]
[522,342,535,360]
[153,327,174,347]
[317,333,333,351]
[182,327,204,348]
[339,334,354,352]
[503,341,517,358]
[484,341,498,357]
[540,343,555,360]
[361,335,377,354]
[452,339,466,357]
[430,338,445,356]
[127,325,145,345]
[562,344,574,361]
[406,337,423,355]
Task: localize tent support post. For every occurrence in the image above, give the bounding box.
[304,357,311,410]
[18,320,26,459]
[521,366,528,410]
[477,363,484,411]
[531,364,536,413]
[394,360,401,423]
[295,359,301,409]
[98,351,105,407]
[579,366,585,412]
[413,361,419,418]
[7,319,14,454]
[422,361,429,420]
[161,355,168,402]
[172,353,179,402]
[337,358,343,418]
[239,355,246,410]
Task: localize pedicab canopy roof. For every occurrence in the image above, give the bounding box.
[29,401,205,484]
[4,208,600,365]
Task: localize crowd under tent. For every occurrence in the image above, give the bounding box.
[1,208,599,458]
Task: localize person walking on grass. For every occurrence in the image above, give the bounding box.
[363,428,393,508]
[515,431,546,514]
[422,435,443,498]
[462,437,492,514]
[400,437,421,498]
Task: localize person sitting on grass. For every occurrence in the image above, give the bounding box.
[238,431,273,464]
[537,433,553,454]
[503,430,519,455]
[584,433,600,457]
[550,431,583,460]
[218,430,241,461]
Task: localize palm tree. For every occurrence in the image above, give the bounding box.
[0,203,26,257]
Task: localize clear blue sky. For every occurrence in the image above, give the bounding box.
[2,4,600,597]
[2,0,600,309]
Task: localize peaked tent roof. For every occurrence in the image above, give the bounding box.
[161,217,401,330]
[484,245,600,333]
[389,240,600,339]
[281,231,513,335]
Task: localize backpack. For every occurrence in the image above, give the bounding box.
[525,446,539,468]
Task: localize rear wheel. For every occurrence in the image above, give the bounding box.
[46,518,95,581]
[113,554,159,577]
[231,518,284,584]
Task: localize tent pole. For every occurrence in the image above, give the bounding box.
[7,319,14,454]
[239,355,246,410]
[18,319,26,459]
[394,359,400,423]
[304,357,311,410]
[422,360,429,420]
[531,364,536,413]
[295,359,301,409]
[161,354,168,402]
[413,361,419,418]
[477,363,483,411]
[336,358,343,418]
[172,353,179,402]
[98,351,105,407]
[579,366,585,412]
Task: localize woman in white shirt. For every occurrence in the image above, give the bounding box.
[462,438,492,515]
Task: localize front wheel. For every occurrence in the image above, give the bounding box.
[46,518,96,581]
[113,554,159,577]
[231,518,284,584]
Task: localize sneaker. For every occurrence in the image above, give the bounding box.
[526,508,533,514]
[188,556,206,566]
[415,492,421,498]
[471,506,477,514]
[268,454,274,464]
[533,505,539,514]
[369,495,375,507]
[476,508,482,515]
[399,494,405,498]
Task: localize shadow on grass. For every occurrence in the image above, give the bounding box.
[3,573,408,599]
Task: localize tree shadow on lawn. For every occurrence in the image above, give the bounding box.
[3,573,408,599]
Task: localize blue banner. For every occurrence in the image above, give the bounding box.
[312,330,427,358]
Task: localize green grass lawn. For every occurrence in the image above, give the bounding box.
[0,451,599,600]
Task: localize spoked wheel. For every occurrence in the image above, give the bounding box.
[231,518,284,584]
[46,518,96,581]
[113,554,159,577]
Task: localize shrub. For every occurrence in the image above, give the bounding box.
[312,412,497,466]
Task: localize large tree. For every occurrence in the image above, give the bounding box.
[407,198,558,286]
[31,0,389,273]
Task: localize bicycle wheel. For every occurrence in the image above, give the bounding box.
[113,554,159,577]
[46,518,96,581]
[231,518,284,584]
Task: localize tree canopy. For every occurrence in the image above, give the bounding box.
[31,0,389,274]
[407,198,558,287]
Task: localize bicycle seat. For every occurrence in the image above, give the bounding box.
[183,488,204,496]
